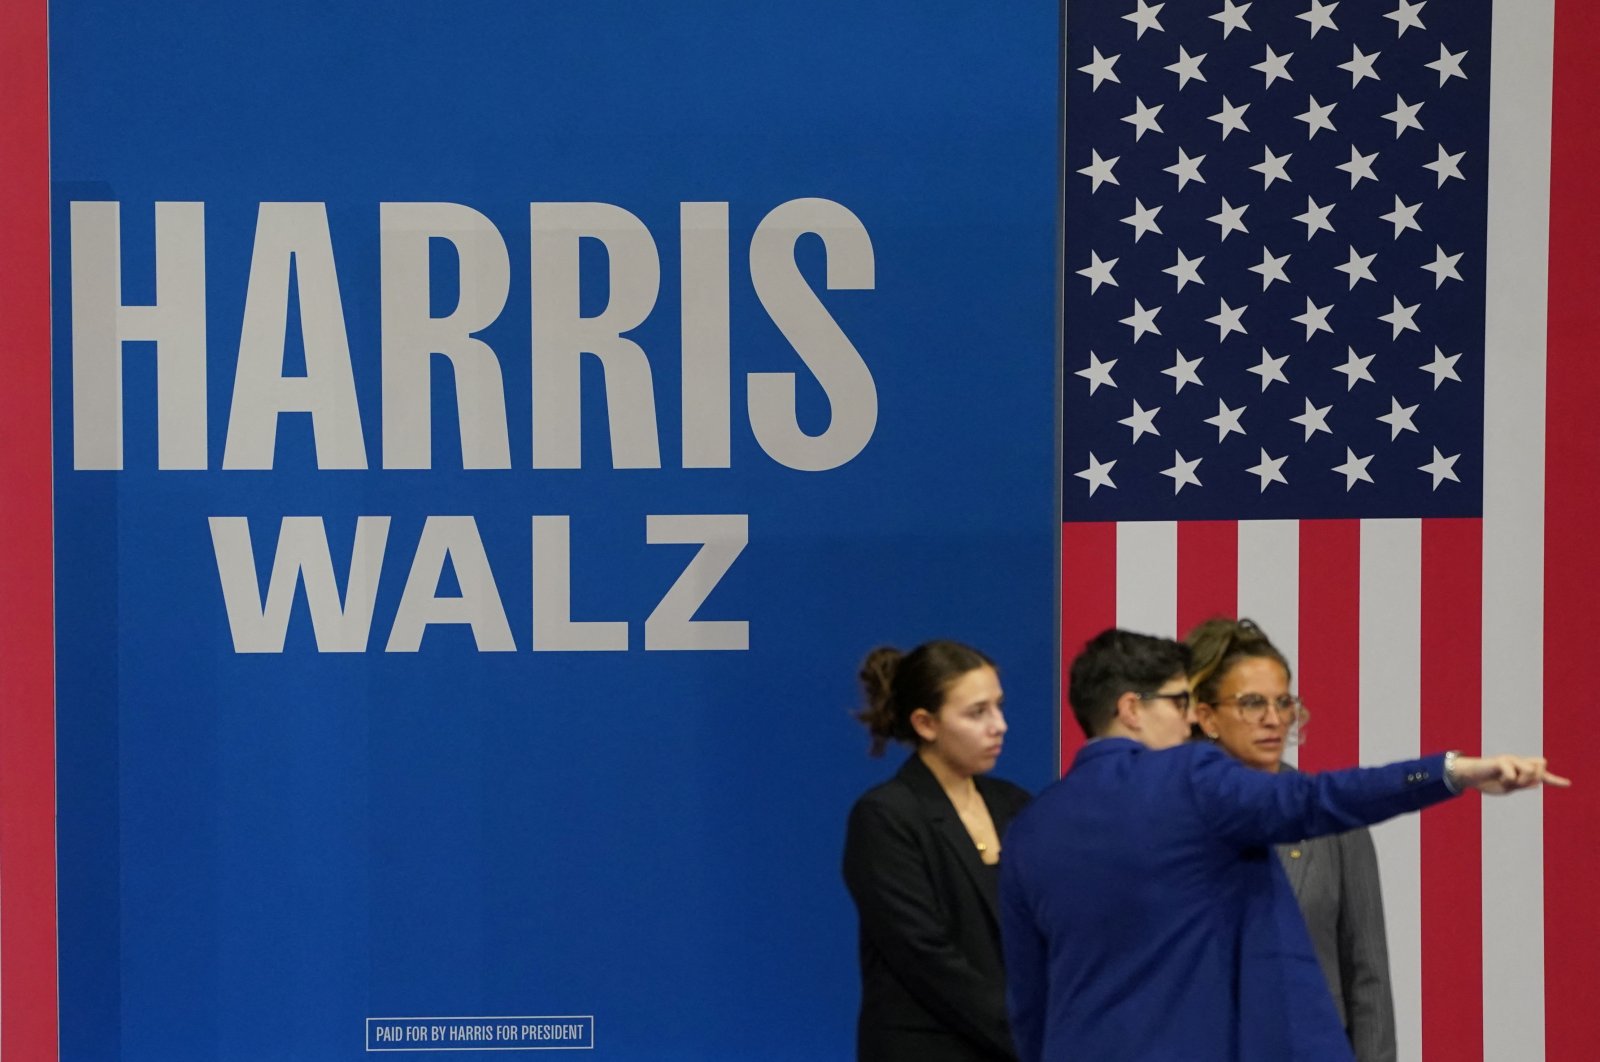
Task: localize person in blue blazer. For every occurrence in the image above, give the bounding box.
[999,628,1565,1062]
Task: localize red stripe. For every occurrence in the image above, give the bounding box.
[1060,522,1117,771]
[0,1,59,1059]
[1176,520,1237,638]
[1418,519,1483,1061]
[1543,0,1600,1055]
[1294,521,1360,773]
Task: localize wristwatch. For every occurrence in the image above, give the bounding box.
[1443,749,1462,793]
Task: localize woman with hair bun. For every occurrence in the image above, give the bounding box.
[842,640,1030,1062]
[1185,617,1397,1062]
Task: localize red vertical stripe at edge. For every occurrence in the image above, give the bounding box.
[1295,521,1360,773]
[0,1,59,1061]
[1176,521,1238,639]
[1419,519,1483,1062]
[1543,1,1600,1057]
[1061,523,1116,773]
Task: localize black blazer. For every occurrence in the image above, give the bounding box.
[843,753,1031,1062]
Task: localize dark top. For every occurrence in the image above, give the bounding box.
[843,753,1032,1062]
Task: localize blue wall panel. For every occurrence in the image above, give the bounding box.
[50,3,1061,1057]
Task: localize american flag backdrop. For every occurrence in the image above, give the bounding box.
[1060,1,1599,1060]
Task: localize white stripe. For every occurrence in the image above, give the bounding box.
[1483,0,1553,1053]
[1115,521,1176,637]
[1236,520,1300,767]
[1359,519,1423,1062]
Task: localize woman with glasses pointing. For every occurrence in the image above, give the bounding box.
[1186,617,1395,1062]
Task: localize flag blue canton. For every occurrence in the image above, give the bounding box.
[1063,0,1492,522]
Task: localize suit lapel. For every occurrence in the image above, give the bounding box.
[1277,837,1312,894]
[897,754,1001,926]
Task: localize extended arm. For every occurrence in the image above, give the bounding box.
[1186,745,1566,850]
[1186,745,1456,848]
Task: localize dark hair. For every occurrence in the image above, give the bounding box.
[1184,617,1291,707]
[1067,628,1190,738]
[856,640,996,756]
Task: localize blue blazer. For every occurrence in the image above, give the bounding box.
[998,738,1454,1062]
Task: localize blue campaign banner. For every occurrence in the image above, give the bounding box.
[48,3,1061,1059]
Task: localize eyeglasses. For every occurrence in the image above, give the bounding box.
[1218,693,1309,726]
[1139,689,1192,713]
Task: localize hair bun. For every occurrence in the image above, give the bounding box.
[856,646,904,754]
[853,641,994,757]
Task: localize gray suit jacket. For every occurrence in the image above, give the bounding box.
[1277,817,1397,1062]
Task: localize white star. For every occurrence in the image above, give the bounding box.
[1124,0,1166,38]
[1298,1,1339,37]
[1385,0,1427,37]
[1291,296,1334,339]
[1333,346,1375,390]
[1419,447,1461,489]
[1163,249,1206,291]
[1426,43,1468,85]
[1079,47,1122,91]
[1424,144,1466,186]
[1206,297,1249,341]
[1165,147,1207,190]
[1078,149,1121,192]
[1119,399,1162,443]
[1163,349,1205,391]
[1420,346,1462,388]
[1161,451,1204,493]
[1333,447,1375,490]
[1248,347,1290,390]
[1078,251,1120,293]
[1380,195,1422,238]
[1378,295,1421,338]
[1376,396,1420,439]
[1291,397,1333,440]
[1296,96,1338,138]
[1076,452,1119,495]
[1166,46,1208,89]
[1248,247,1291,289]
[1382,94,1425,137]
[1121,198,1164,242]
[1338,44,1381,87]
[1252,45,1295,88]
[1293,196,1336,238]
[1204,398,1248,441]
[1211,0,1253,38]
[1249,145,1293,188]
[1123,96,1166,140]
[1247,448,1289,491]
[1336,144,1379,188]
[1209,197,1250,240]
[1120,298,1163,342]
[1422,245,1463,288]
[1334,245,1377,289]
[1209,96,1252,139]
[1076,352,1118,394]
